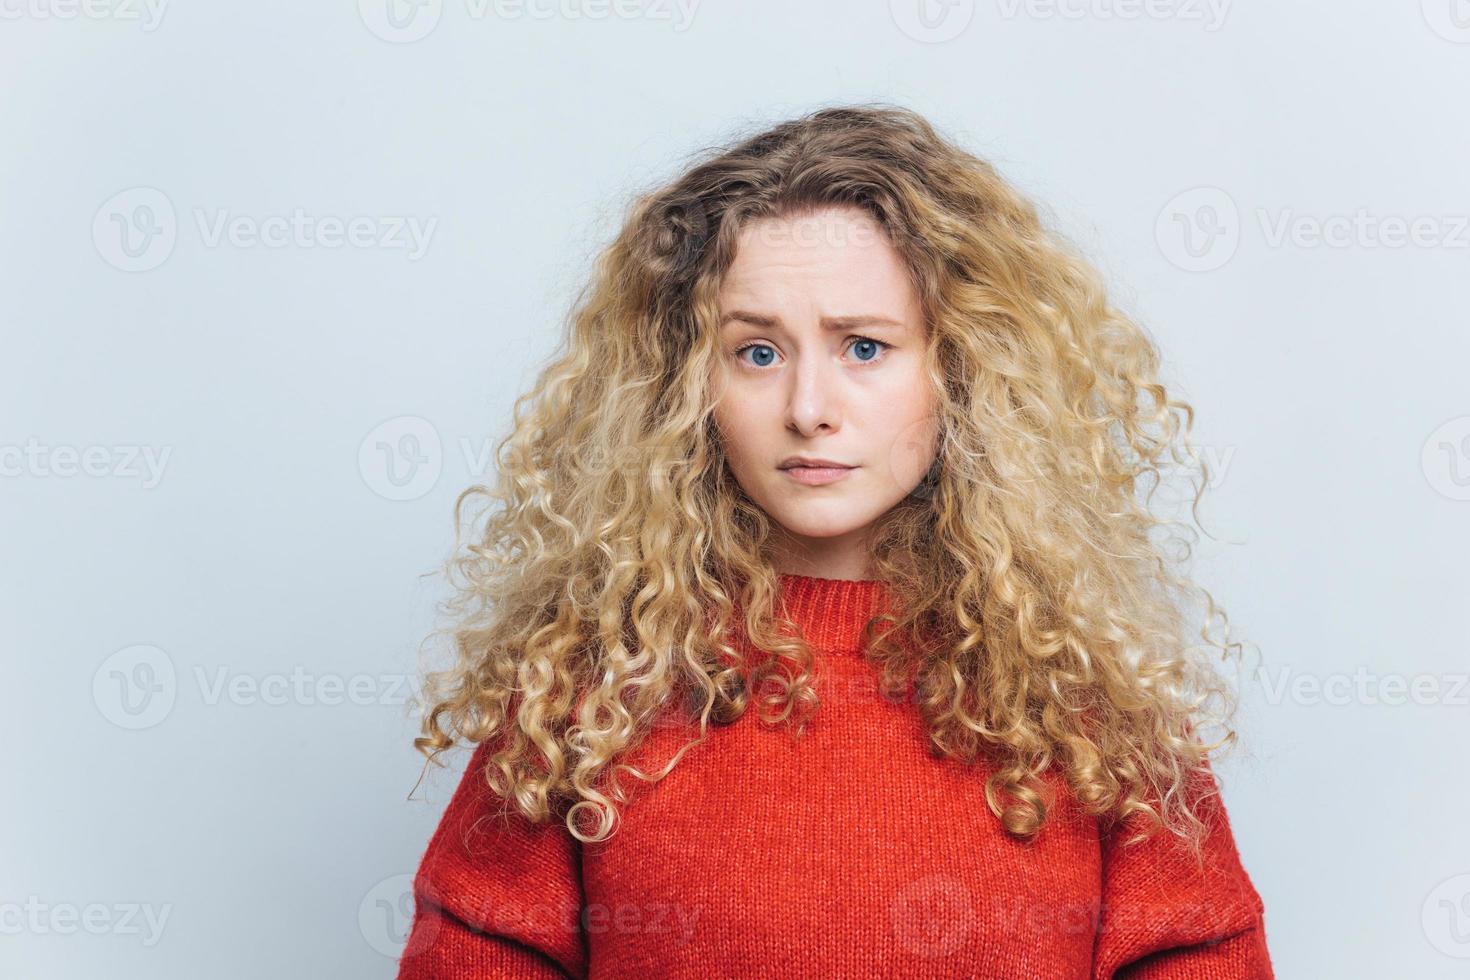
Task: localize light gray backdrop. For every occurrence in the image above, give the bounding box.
[4,1,1468,977]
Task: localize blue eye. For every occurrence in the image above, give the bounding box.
[851,339,882,362]
[736,343,777,367]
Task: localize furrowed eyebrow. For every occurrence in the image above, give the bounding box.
[719,310,907,331]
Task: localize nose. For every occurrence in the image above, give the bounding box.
[785,351,841,436]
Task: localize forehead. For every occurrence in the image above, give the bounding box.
[718,208,920,323]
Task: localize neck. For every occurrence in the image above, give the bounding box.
[768,527,876,583]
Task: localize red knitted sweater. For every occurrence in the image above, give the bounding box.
[397,573,1273,979]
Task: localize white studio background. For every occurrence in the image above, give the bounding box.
[3,2,1468,977]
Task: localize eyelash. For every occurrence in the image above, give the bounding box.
[732,336,892,368]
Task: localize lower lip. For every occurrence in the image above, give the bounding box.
[780,465,856,486]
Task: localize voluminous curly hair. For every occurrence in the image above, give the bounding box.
[410,102,1251,859]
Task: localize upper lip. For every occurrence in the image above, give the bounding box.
[778,456,855,470]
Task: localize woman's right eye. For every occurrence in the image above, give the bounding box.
[733,342,778,367]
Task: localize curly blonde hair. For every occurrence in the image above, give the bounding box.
[409,103,1251,859]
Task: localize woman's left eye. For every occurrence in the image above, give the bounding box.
[848,337,889,363]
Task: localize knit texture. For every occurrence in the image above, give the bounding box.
[397,573,1273,979]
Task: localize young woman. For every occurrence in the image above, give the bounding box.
[396,105,1272,978]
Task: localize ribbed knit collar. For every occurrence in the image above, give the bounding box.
[773,572,892,656]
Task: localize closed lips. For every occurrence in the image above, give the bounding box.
[778,458,854,469]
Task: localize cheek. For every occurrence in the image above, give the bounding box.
[874,421,933,490]
[865,384,940,489]
[712,399,756,468]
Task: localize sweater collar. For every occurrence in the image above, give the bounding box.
[773,572,893,655]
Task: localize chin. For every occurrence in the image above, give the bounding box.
[763,498,876,540]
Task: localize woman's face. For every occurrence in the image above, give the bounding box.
[712,205,940,578]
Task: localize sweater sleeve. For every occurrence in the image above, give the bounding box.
[397,740,587,980]
[1091,760,1273,980]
